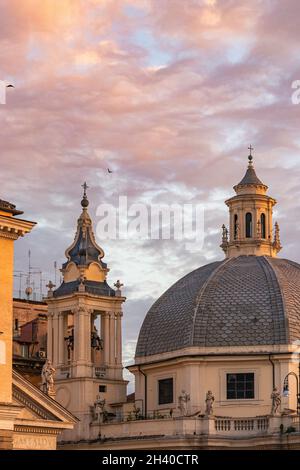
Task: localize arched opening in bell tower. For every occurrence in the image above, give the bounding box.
[234,214,238,240]
[260,213,266,239]
[245,212,252,238]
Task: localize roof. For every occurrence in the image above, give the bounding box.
[63,201,107,270]
[12,369,78,426]
[62,222,107,270]
[53,279,115,297]
[0,198,23,216]
[135,256,300,357]
[236,166,265,186]
[13,298,47,306]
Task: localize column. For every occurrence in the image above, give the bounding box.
[73,308,80,362]
[116,312,122,365]
[52,312,59,367]
[78,307,85,361]
[102,312,110,364]
[47,313,53,362]
[85,309,92,363]
[267,199,272,240]
[229,208,233,241]
[58,312,65,365]
[109,312,116,365]
[239,207,244,240]
[254,208,259,238]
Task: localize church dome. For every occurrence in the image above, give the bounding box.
[135,255,300,358]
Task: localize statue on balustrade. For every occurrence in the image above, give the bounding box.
[205,390,215,416]
[271,387,281,415]
[93,397,108,423]
[178,390,190,416]
[41,359,56,396]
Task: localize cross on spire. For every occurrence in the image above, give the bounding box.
[81,182,90,208]
[82,182,89,197]
[248,145,254,165]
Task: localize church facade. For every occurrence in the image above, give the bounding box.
[4,152,300,449]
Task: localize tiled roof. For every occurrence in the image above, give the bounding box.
[236,166,264,186]
[53,279,115,298]
[135,256,300,357]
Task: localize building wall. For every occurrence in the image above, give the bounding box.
[57,377,127,442]
[0,237,14,403]
[12,300,48,386]
[13,299,47,334]
[133,353,298,418]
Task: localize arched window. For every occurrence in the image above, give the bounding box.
[234,214,238,240]
[245,212,252,238]
[260,213,266,239]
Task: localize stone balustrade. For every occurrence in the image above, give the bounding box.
[214,416,269,433]
[89,414,300,442]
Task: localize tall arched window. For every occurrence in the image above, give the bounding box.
[260,213,266,239]
[245,212,252,238]
[234,214,238,240]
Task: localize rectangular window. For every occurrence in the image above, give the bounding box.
[158,378,173,405]
[21,344,29,358]
[226,373,254,399]
[99,385,107,393]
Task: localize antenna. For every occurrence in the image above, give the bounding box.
[27,249,31,290]
[39,270,43,300]
[54,261,57,286]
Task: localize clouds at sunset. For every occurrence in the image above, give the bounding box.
[1,0,300,378]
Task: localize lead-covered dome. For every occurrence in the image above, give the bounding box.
[135,256,300,357]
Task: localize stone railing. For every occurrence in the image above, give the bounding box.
[215,416,269,434]
[291,416,300,431]
[89,415,274,441]
[58,366,71,378]
[94,366,107,378]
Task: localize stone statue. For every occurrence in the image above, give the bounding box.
[205,390,215,416]
[91,325,103,350]
[41,359,55,395]
[222,224,228,243]
[133,404,141,420]
[271,387,281,415]
[93,397,108,423]
[64,328,74,360]
[178,390,190,416]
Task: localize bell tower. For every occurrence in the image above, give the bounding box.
[46,184,127,442]
[221,147,282,258]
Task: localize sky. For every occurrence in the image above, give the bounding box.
[2,0,300,388]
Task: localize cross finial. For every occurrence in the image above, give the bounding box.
[46,280,55,291]
[82,182,89,197]
[81,182,89,208]
[248,145,254,166]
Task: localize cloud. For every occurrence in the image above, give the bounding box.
[2,0,300,384]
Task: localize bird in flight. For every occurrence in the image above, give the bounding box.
[6,84,14,88]
[107,168,113,173]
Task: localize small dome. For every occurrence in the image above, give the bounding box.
[135,256,300,357]
[236,166,264,186]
